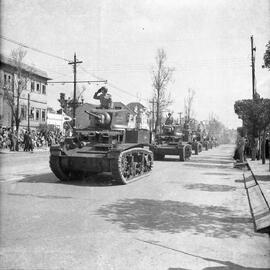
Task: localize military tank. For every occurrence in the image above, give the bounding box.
[150,124,192,161]
[49,108,153,185]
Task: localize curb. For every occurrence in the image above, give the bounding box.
[0,148,49,154]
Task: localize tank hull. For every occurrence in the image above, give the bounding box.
[50,143,153,184]
[150,143,192,161]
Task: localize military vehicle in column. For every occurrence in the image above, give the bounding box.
[49,107,153,185]
[202,135,213,150]
[150,122,192,161]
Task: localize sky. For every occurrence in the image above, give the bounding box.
[1,0,270,129]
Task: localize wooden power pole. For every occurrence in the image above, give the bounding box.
[251,36,256,99]
[68,53,82,128]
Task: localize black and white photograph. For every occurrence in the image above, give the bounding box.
[0,0,270,269]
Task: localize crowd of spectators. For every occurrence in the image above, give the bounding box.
[0,127,64,152]
[234,134,270,162]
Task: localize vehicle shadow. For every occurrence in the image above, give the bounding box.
[96,198,254,238]
[18,172,119,187]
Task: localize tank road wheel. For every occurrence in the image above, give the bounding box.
[179,145,192,161]
[185,144,192,160]
[193,142,199,155]
[198,143,202,153]
[49,156,71,181]
[111,148,153,185]
[179,147,185,161]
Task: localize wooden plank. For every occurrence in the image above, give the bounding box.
[248,185,270,233]
[255,212,270,233]
[243,171,256,188]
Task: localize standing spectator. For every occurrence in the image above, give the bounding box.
[28,132,34,153]
[8,129,14,151]
[23,131,29,151]
[238,136,246,163]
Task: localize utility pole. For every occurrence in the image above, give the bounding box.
[68,53,82,128]
[149,98,155,132]
[178,112,182,125]
[27,93,30,131]
[251,36,256,99]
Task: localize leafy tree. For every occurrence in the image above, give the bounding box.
[1,48,32,131]
[151,49,174,133]
[263,41,270,70]
[184,88,195,123]
[234,96,270,162]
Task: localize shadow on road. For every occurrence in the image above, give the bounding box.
[183,163,232,169]
[7,192,73,200]
[135,239,269,270]
[204,172,232,176]
[254,175,270,182]
[183,183,236,192]
[187,159,233,165]
[96,198,253,238]
[18,172,118,187]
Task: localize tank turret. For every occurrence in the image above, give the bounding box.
[85,110,111,129]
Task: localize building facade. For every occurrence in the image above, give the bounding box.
[0,54,51,130]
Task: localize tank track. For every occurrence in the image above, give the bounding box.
[111,147,153,185]
[49,155,70,181]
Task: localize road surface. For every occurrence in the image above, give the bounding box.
[0,145,269,269]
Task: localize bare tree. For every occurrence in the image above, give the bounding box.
[2,48,31,131]
[184,88,195,123]
[151,49,174,133]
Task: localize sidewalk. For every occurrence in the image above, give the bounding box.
[247,158,270,201]
[0,147,49,154]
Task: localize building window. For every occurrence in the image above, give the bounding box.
[20,105,27,120]
[35,108,40,121]
[36,82,40,93]
[42,84,46,95]
[30,107,35,120]
[3,73,12,89]
[41,109,46,122]
[31,81,35,92]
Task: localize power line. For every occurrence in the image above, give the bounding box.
[48,80,107,84]
[78,65,149,102]
[0,35,71,62]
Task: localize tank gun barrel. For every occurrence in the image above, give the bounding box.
[84,110,101,119]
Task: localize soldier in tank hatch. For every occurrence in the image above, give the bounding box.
[165,113,174,125]
[93,87,112,109]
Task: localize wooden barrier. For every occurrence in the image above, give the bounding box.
[243,166,270,234]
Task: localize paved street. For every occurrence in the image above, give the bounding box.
[0,145,270,270]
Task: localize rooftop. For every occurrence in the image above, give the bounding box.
[0,54,51,80]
